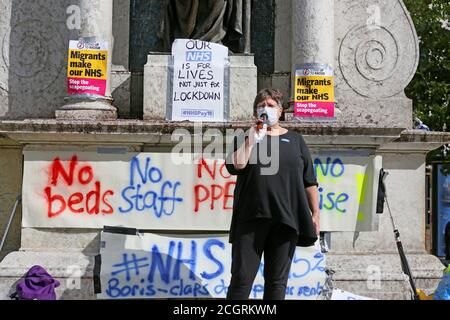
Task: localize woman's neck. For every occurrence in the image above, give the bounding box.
[267,124,287,136]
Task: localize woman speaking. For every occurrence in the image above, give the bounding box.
[225,88,320,300]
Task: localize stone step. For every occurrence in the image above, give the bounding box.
[0,251,446,300]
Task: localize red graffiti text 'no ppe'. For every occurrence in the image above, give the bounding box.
[194,159,235,213]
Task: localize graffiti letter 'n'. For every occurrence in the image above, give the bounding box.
[198,158,217,179]
[148,242,176,285]
[130,157,150,186]
[50,156,78,186]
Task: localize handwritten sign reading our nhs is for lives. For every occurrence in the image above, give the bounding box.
[22,151,381,232]
[169,39,230,122]
[95,231,327,300]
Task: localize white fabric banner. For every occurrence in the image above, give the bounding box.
[315,153,383,231]
[22,151,381,231]
[95,231,327,300]
[331,289,376,300]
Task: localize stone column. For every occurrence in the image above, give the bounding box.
[291,0,335,68]
[56,0,117,120]
[290,0,338,117]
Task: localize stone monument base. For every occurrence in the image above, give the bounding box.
[328,253,444,299]
[0,250,444,300]
[56,101,118,121]
[143,54,257,121]
[0,251,96,300]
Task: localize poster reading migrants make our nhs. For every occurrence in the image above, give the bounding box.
[67,40,108,97]
[294,63,335,119]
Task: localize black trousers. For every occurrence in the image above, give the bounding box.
[226,218,298,300]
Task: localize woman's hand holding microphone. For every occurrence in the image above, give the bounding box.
[249,114,268,145]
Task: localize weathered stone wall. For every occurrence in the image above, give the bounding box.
[0,140,22,261]
[0,0,130,119]
[0,0,78,119]
[0,0,419,127]
[334,0,419,129]
[273,0,418,129]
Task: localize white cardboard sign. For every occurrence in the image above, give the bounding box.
[170,39,229,122]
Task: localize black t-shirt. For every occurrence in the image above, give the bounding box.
[225,130,319,247]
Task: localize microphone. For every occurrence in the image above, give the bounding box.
[254,113,268,144]
[256,113,268,131]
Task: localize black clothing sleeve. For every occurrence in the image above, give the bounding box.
[298,135,319,188]
[225,134,248,176]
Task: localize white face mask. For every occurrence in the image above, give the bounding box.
[257,106,279,127]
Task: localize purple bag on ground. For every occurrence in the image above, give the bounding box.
[11,266,60,300]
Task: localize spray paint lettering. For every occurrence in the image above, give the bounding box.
[314,157,350,213]
[194,159,235,213]
[25,151,380,231]
[44,156,114,218]
[98,233,326,300]
[119,156,183,218]
[105,239,222,298]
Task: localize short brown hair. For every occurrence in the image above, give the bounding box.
[253,88,284,117]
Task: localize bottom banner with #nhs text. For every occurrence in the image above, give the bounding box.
[95,228,326,300]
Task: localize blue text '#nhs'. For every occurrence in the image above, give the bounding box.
[109,240,225,284]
